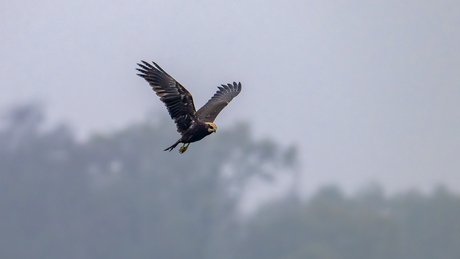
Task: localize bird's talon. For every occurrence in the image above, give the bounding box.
[179,143,190,153]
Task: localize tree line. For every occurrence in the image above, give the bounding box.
[0,104,459,259]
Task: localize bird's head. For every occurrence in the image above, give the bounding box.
[206,122,217,133]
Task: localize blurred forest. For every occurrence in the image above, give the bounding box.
[1,104,459,259]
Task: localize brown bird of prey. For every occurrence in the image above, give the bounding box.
[136,61,242,153]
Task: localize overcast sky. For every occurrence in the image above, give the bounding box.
[2,0,459,195]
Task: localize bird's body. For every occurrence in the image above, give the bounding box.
[136,61,241,153]
[163,121,217,152]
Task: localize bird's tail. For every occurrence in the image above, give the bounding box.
[164,139,181,152]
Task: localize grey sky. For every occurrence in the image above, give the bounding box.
[2,0,459,195]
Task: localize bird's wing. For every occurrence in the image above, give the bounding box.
[137,61,197,134]
[197,82,242,123]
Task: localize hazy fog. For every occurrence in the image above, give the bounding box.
[2,0,459,195]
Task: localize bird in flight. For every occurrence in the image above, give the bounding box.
[136,61,242,153]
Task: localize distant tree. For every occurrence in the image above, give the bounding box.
[0,103,89,258]
[80,118,298,259]
[238,184,415,259]
[2,104,460,259]
[0,103,297,259]
[389,185,460,259]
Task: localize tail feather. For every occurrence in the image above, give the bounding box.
[164,139,181,152]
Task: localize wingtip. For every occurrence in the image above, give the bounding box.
[218,82,242,93]
[237,82,242,92]
[136,66,149,77]
[141,60,152,67]
[230,82,242,92]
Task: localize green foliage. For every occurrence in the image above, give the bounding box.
[0,104,295,259]
[1,104,460,259]
[239,185,460,259]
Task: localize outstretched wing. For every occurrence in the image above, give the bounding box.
[197,82,242,123]
[136,61,197,134]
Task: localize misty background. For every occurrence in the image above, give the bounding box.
[1,1,460,258]
[2,0,460,194]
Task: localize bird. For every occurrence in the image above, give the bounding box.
[136,61,242,153]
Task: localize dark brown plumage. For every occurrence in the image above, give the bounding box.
[136,61,242,153]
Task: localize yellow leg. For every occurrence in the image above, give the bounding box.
[179,143,190,153]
